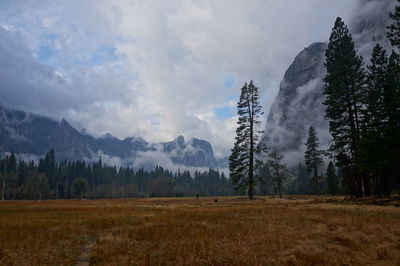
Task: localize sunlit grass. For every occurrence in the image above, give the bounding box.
[0,197,400,265]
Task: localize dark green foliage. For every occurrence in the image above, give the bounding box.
[257,164,272,196]
[359,44,393,196]
[294,163,312,195]
[23,170,48,200]
[304,126,324,195]
[323,17,366,197]
[267,150,286,198]
[8,152,16,172]
[148,176,175,197]
[384,52,400,192]
[322,7,400,197]
[71,178,87,198]
[0,150,234,200]
[326,162,339,195]
[387,0,400,48]
[357,41,400,196]
[229,80,266,200]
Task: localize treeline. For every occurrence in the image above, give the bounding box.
[258,8,400,198]
[257,11,400,198]
[321,10,400,197]
[230,3,400,199]
[255,161,344,197]
[0,150,234,200]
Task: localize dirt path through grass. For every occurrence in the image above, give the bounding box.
[76,237,95,266]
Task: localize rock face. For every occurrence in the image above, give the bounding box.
[263,0,395,165]
[263,42,328,163]
[0,104,217,168]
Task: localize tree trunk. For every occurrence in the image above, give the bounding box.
[2,161,6,201]
[248,91,254,201]
[92,175,95,200]
[248,183,254,200]
[1,177,5,201]
[314,165,320,195]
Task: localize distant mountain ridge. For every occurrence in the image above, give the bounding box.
[0,104,217,168]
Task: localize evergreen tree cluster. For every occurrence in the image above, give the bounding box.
[230,4,400,199]
[322,12,400,197]
[0,150,234,200]
[256,160,343,197]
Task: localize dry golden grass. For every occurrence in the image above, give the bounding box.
[1,196,400,265]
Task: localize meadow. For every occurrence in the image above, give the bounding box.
[1,196,400,265]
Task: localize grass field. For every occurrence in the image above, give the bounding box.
[1,196,400,265]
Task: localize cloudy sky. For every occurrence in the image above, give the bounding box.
[0,0,357,158]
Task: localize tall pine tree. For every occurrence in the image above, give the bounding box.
[360,44,389,195]
[384,51,400,191]
[304,126,324,195]
[323,17,366,197]
[229,81,265,200]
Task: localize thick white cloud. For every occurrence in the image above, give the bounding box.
[0,0,357,157]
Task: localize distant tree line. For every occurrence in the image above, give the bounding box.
[256,156,344,197]
[0,149,234,200]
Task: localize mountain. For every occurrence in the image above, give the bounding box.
[263,42,328,163]
[263,0,394,165]
[0,104,217,168]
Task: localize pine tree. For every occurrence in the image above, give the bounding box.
[323,17,366,197]
[1,156,6,201]
[304,126,324,195]
[360,44,389,195]
[229,80,265,200]
[8,153,16,172]
[326,161,339,195]
[267,150,285,198]
[295,163,311,195]
[387,0,400,49]
[384,51,400,192]
[258,164,271,196]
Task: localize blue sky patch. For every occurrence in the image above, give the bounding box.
[35,45,56,61]
[224,77,235,88]
[214,106,234,120]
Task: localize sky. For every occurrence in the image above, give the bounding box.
[0,0,358,158]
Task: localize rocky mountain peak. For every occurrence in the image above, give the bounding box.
[174,135,185,147]
[0,104,218,169]
[59,118,74,130]
[285,42,327,84]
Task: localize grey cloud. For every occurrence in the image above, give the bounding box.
[0,0,357,158]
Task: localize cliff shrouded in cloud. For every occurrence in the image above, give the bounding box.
[262,0,395,164]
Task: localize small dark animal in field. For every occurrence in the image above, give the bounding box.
[213,198,219,203]
[196,194,200,200]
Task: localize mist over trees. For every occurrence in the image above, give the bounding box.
[228,3,400,199]
[1,3,399,201]
[267,151,286,198]
[0,150,234,200]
